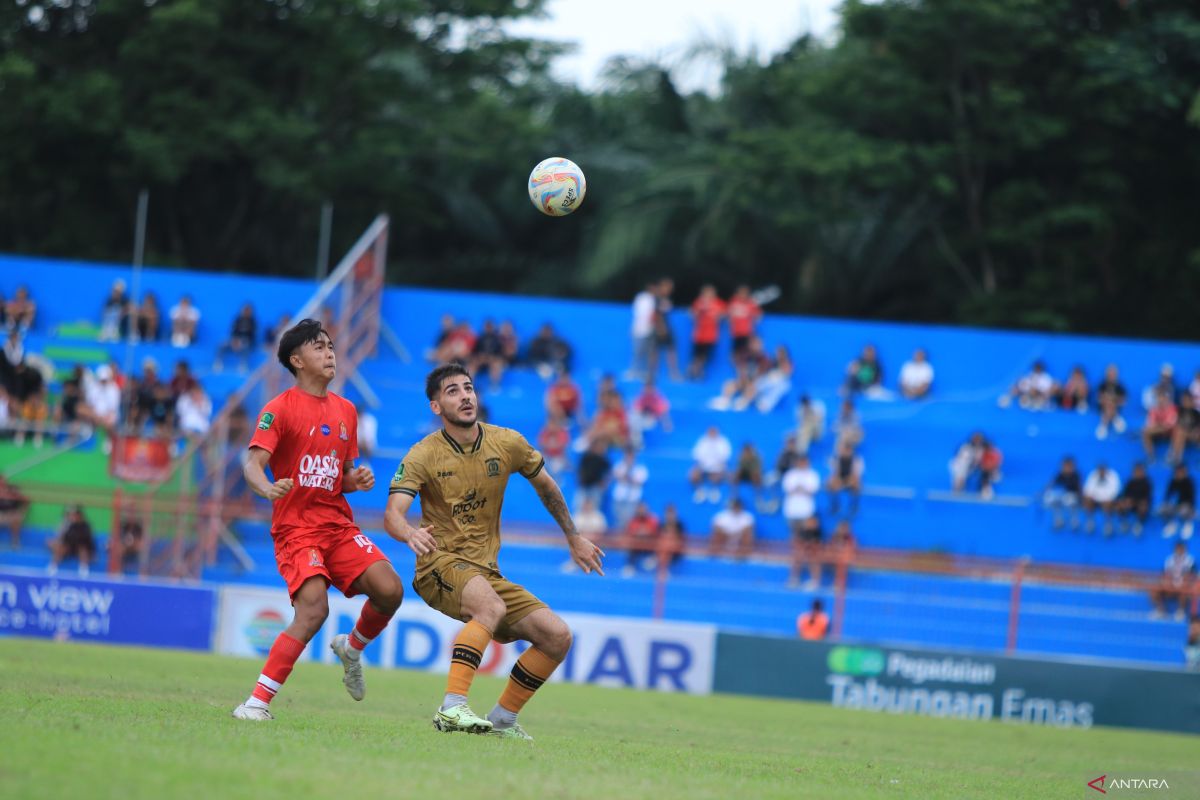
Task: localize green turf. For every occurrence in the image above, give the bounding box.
[0,639,1194,800]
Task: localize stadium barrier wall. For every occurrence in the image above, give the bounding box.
[215,585,716,694]
[0,568,214,651]
[713,633,1200,735]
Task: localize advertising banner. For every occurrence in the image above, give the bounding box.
[714,634,1200,735]
[216,585,715,694]
[0,568,214,651]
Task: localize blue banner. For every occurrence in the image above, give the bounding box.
[0,569,215,651]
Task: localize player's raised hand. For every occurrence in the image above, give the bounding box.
[350,465,375,491]
[265,478,294,501]
[568,535,605,576]
[403,524,438,557]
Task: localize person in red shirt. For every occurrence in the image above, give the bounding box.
[232,319,406,722]
[726,285,762,367]
[544,370,583,425]
[687,285,726,380]
[1143,391,1179,462]
[797,599,830,640]
[622,502,662,576]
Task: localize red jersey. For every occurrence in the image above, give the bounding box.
[249,386,359,538]
[691,297,726,344]
[547,381,582,416]
[727,296,761,338]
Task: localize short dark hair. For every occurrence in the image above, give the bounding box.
[426,363,471,400]
[277,319,330,375]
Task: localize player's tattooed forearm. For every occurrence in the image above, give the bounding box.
[535,481,579,537]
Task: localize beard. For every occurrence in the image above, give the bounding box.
[443,403,477,428]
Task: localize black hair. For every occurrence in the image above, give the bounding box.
[425,363,471,400]
[277,319,331,375]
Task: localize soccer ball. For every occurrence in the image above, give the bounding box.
[527,157,586,217]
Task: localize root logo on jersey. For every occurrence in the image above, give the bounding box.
[257,412,275,431]
[245,609,286,655]
[451,488,488,521]
[298,450,341,490]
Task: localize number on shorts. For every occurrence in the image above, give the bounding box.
[353,534,374,553]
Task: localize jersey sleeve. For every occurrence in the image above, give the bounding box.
[507,430,545,479]
[389,444,430,497]
[248,398,285,454]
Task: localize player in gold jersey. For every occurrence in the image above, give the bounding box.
[384,363,605,740]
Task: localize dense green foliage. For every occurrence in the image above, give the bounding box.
[3,0,1200,336]
[3,639,1197,799]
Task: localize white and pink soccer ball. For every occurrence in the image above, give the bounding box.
[527,157,586,217]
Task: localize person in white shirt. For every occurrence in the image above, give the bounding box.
[574,497,607,539]
[169,295,201,348]
[1151,541,1196,620]
[782,454,821,529]
[611,448,649,534]
[899,348,934,400]
[689,426,732,504]
[1082,463,1121,536]
[356,404,379,463]
[796,395,826,453]
[1000,361,1055,410]
[628,281,657,379]
[175,384,212,438]
[79,364,121,439]
[709,497,755,558]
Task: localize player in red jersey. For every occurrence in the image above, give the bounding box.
[232,319,407,721]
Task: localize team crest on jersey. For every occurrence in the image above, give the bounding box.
[320,424,331,436]
[391,463,405,484]
[308,548,323,567]
[257,412,275,431]
[339,421,349,441]
[485,457,501,477]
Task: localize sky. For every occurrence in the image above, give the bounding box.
[507,0,843,93]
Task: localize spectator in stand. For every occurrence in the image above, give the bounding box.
[432,320,475,365]
[830,518,857,554]
[623,502,662,576]
[544,370,583,427]
[796,395,826,453]
[1043,456,1083,531]
[5,285,36,333]
[214,303,257,373]
[586,389,631,451]
[356,404,378,465]
[527,322,572,379]
[950,432,1002,499]
[574,438,611,513]
[1055,366,1090,413]
[1,329,23,380]
[1169,393,1200,465]
[1186,618,1200,672]
[843,344,884,398]
[709,336,773,410]
[1000,361,1055,410]
[573,497,607,541]
[169,359,197,397]
[750,345,795,413]
[796,599,830,641]
[131,358,168,435]
[899,348,934,400]
[788,516,824,590]
[1151,541,1196,620]
[55,365,85,438]
[538,414,571,477]
[176,383,213,439]
[611,448,649,535]
[763,433,802,514]
[689,426,732,504]
[629,280,657,379]
[659,503,685,570]
[729,442,765,512]
[1160,462,1196,541]
[630,377,672,448]
[1188,368,1200,407]
[48,505,94,577]
[469,319,511,386]
[0,386,8,435]
[98,279,130,342]
[116,503,146,571]
[264,312,291,349]
[1142,391,1179,463]
[1142,364,1178,411]
[650,278,683,382]
[1095,363,1128,440]
[783,453,821,585]
[827,441,865,517]
[78,364,121,447]
[0,474,30,547]
[136,291,162,342]
[498,320,519,370]
[426,314,455,360]
[168,294,200,347]
[709,496,755,559]
[727,285,762,368]
[9,360,47,448]
[687,284,726,380]
[1115,462,1152,537]
[832,398,864,450]
[1082,462,1121,536]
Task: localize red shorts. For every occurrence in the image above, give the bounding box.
[274,526,388,599]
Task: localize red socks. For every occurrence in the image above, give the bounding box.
[349,603,394,651]
[250,632,306,705]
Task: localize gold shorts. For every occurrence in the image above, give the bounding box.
[413,553,547,642]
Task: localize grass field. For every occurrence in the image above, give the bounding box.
[0,638,1195,800]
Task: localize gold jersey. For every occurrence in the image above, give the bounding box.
[390,423,544,573]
